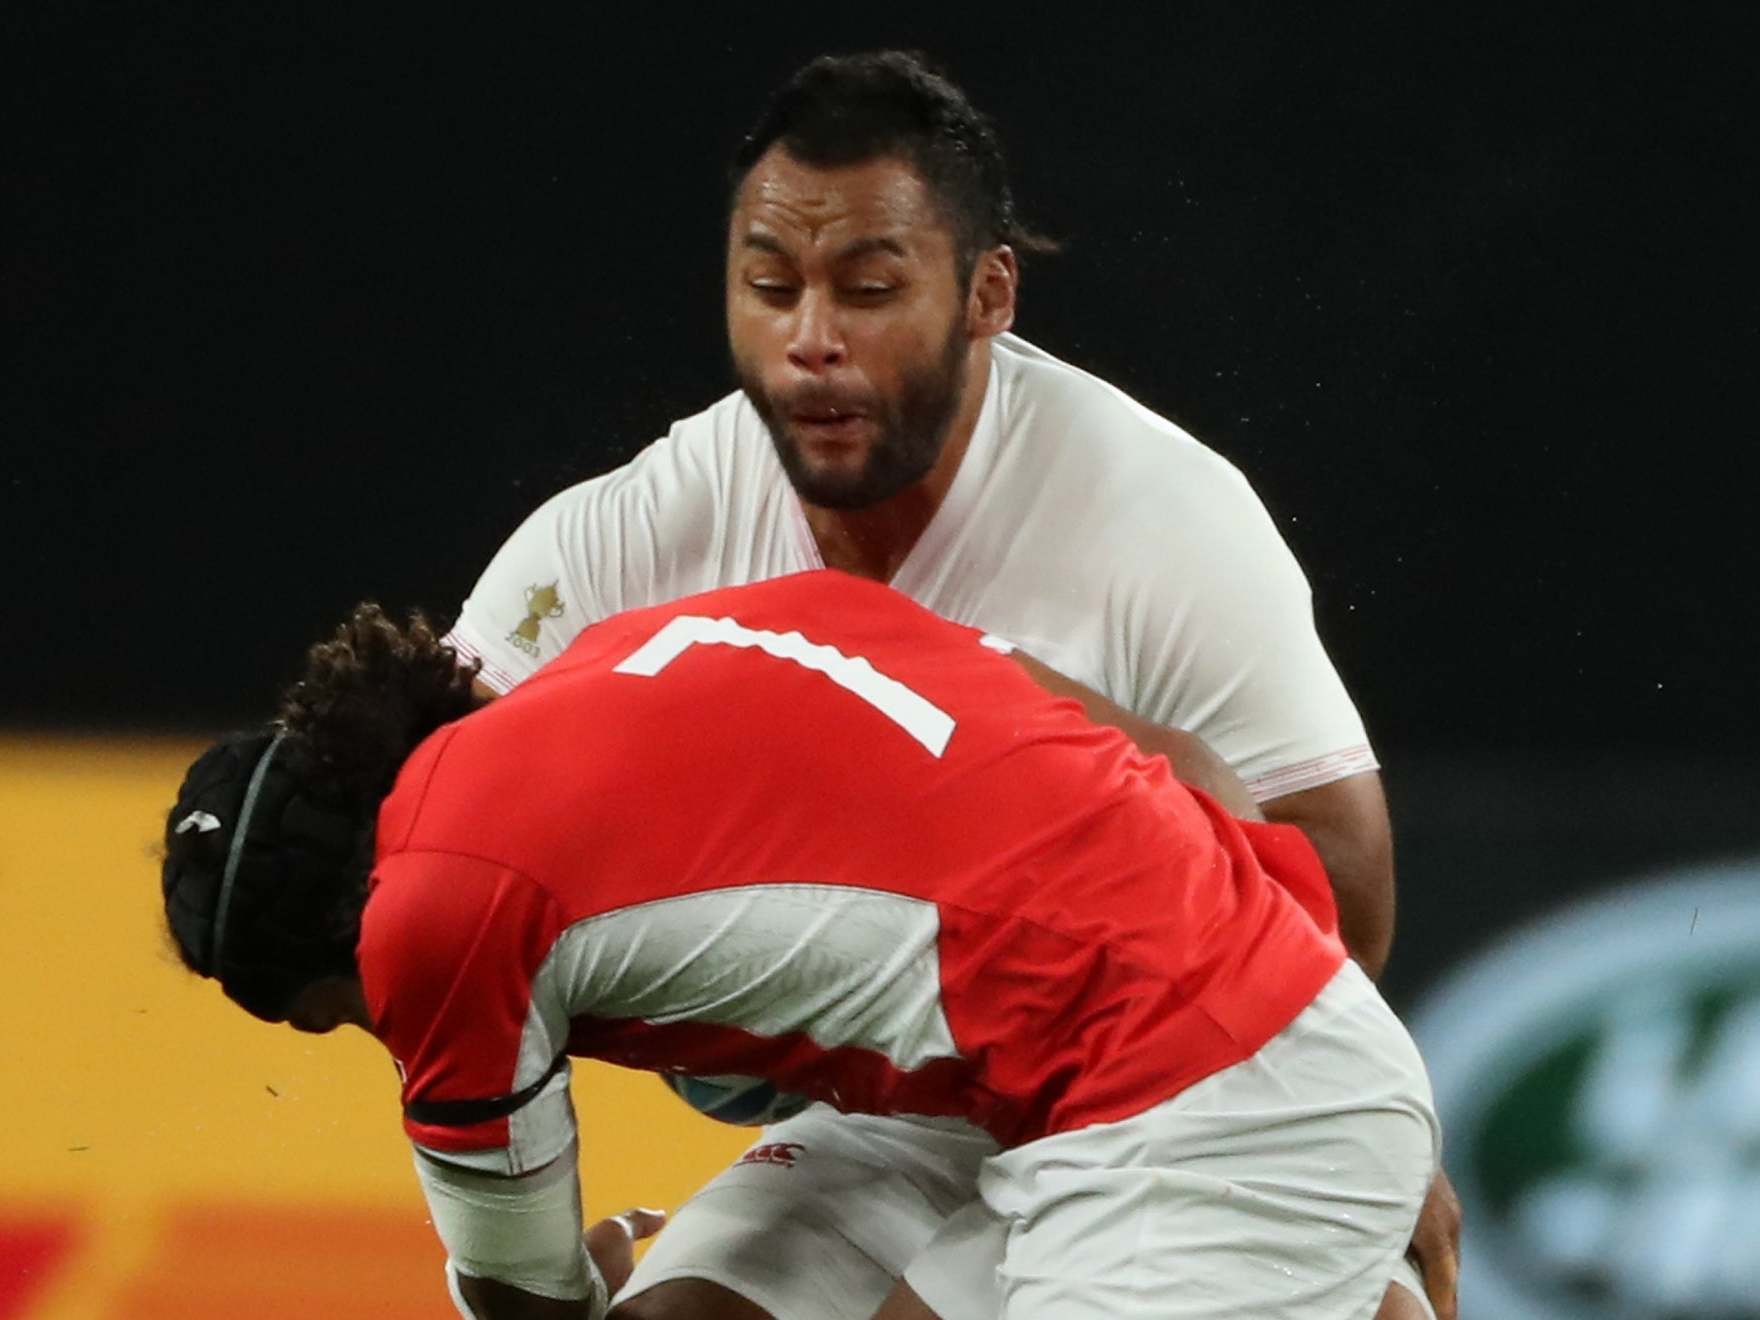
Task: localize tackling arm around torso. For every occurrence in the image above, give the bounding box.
[1008,652,1263,820]
[1010,651,1395,977]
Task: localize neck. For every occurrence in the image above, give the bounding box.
[802,342,991,581]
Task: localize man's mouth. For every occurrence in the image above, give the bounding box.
[791,409,869,440]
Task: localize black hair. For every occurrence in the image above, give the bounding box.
[161,604,481,1022]
[730,50,1059,286]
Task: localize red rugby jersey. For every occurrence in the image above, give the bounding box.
[357,571,1345,1170]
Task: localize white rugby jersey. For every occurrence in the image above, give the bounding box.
[447,334,1374,800]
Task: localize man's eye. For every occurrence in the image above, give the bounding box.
[846,285,898,300]
[749,281,797,299]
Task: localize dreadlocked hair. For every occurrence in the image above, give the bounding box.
[159,603,484,1023]
[276,602,483,805]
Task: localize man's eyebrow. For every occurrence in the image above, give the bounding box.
[740,233,792,258]
[835,236,908,262]
[737,233,909,262]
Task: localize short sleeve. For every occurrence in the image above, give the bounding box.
[359,851,575,1174]
[443,479,614,696]
[444,421,735,694]
[1126,460,1377,801]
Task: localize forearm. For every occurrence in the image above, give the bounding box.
[453,1270,598,1320]
[1009,652,1262,819]
[415,1145,606,1320]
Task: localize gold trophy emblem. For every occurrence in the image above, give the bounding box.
[508,582,565,655]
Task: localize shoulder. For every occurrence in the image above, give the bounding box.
[535,389,770,533]
[448,389,784,680]
[994,335,1256,493]
[991,334,1280,550]
[363,849,557,943]
[360,851,563,1021]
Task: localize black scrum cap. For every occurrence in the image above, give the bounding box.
[162,731,363,1022]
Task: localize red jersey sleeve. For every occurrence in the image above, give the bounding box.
[358,849,575,1173]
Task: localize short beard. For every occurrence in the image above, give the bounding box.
[738,321,971,511]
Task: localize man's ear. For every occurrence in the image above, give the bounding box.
[967,245,1018,339]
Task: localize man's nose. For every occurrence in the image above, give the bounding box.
[786,290,847,373]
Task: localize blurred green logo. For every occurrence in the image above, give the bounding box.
[1412,861,1760,1319]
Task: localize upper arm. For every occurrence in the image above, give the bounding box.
[1127,463,1377,801]
[1260,770,1395,976]
[378,858,601,1311]
[1112,461,1393,965]
[360,853,576,1173]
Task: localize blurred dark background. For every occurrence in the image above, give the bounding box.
[6,8,1757,1314]
[12,2,1750,745]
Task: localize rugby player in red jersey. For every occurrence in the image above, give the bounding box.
[162,572,1436,1319]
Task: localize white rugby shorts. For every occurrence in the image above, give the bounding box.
[615,1109,993,1318]
[616,960,1439,1319]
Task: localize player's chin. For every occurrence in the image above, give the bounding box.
[792,472,890,510]
[786,455,886,509]
[790,428,874,471]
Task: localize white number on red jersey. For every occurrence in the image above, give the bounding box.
[612,614,956,756]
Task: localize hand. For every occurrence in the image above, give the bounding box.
[583,1206,667,1298]
[1406,1169,1462,1320]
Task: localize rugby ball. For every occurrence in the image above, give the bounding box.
[661,1072,812,1126]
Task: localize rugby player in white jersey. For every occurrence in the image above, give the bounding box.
[442,51,1457,1320]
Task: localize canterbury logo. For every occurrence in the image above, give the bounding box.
[736,1142,805,1169]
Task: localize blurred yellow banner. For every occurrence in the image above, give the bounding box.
[0,737,749,1318]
